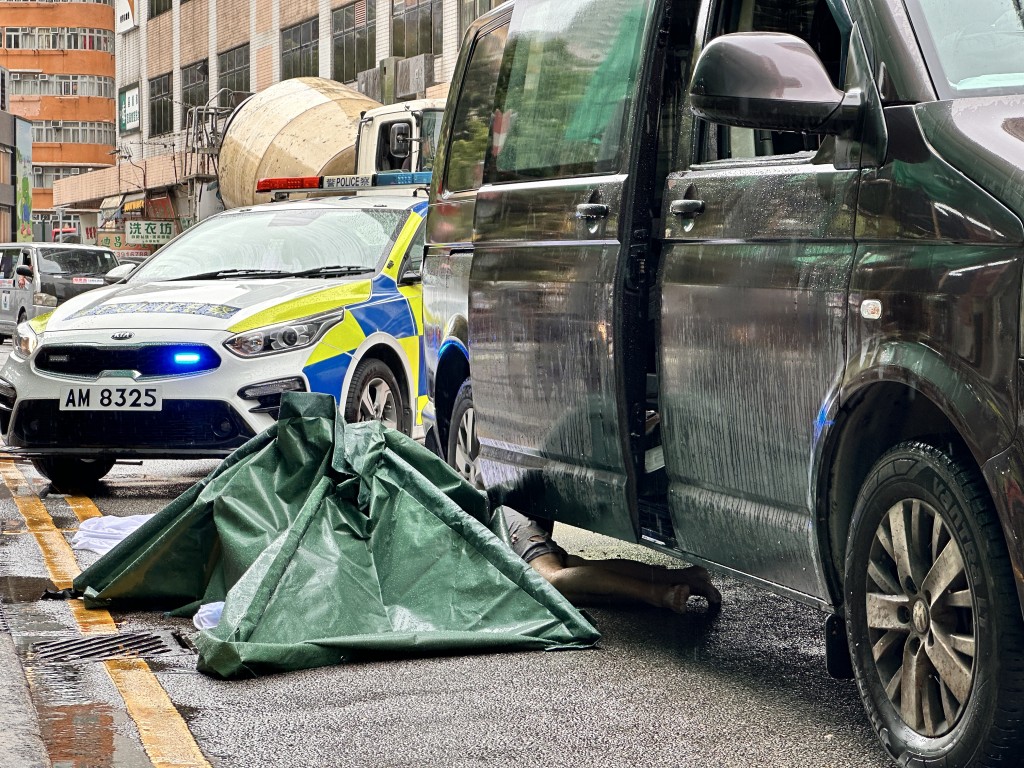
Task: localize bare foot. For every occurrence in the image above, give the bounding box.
[662,584,690,614]
[670,566,722,606]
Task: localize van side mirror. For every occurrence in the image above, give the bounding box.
[15,265,32,278]
[390,123,412,159]
[688,32,862,134]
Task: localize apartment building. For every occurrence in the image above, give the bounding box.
[0,0,117,241]
[49,0,501,256]
[0,66,36,241]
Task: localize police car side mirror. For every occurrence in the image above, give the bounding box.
[15,265,32,278]
[689,32,862,134]
[399,269,421,286]
[105,263,136,283]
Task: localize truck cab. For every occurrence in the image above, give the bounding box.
[356,99,446,175]
[423,0,1024,764]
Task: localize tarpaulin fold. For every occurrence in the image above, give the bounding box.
[73,392,599,678]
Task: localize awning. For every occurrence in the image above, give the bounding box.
[99,194,124,214]
[122,192,146,213]
[98,194,125,226]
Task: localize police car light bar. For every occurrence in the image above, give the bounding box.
[255,171,432,194]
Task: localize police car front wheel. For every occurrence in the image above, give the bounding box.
[344,358,409,435]
[32,456,116,493]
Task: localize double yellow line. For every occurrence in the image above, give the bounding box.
[1,460,211,768]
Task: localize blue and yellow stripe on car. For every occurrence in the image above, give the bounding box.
[291,203,427,420]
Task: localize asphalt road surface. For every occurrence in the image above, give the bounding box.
[0,454,893,768]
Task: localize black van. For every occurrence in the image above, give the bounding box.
[424,0,1024,764]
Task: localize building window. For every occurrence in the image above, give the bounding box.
[217,44,250,107]
[332,0,376,84]
[31,121,115,144]
[458,0,498,42]
[36,27,61,49]
[150,0,171,18]
[391,0,441,59]
[4,27,33,49]
[29,165,96,189]
[281,18,319,80]
[181,60,209,126]
[9,74,114,98]
[64,28,115,52]
[148,73,172,137]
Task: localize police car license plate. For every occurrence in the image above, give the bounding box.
[59,385,162,411]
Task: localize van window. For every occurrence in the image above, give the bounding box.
[419,109,444,172]
[486,0,652,181]
[38,248,119,276]
[443,22,509,192]
[699,0,844,161]
[0,249,16,280]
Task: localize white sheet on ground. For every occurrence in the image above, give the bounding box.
[71,514,154,555]
[193,601,225,630]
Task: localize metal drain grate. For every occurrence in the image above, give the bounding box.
[31,631,194,663]
[0,604,9,633]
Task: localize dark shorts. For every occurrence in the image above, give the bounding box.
[504,507,568,565]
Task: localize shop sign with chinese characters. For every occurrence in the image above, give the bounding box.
[126,220,175,245]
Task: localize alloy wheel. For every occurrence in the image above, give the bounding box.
[453,405,482,488]
[865,497,976,737]
[357,376,399,430]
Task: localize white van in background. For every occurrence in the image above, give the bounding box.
[0,243,120,342]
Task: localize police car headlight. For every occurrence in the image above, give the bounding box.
[14,322,38,357]
[223,309,344,358]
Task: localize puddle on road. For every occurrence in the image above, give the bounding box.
[26,663,152,768]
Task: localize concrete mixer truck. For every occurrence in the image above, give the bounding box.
[196,77,444,219]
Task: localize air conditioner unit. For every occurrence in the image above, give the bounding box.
[9,73,20,80]
[32,166,42,174]
[53,121,62,129]
[38,73,49,81]
[70,167,80,174]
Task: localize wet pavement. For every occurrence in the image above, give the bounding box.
[0,454,893,768]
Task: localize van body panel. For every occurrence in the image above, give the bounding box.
[660,157,857,597]
[913,97,1024,222]
[423,5,512,452]
[468,0,662,540]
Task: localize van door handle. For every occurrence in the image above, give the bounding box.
[669,199,705,218]
[575,203,609,219]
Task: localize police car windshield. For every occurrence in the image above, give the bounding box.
[905,0,1024,97]
[128,207,407,283]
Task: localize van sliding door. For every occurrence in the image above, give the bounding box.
[469,0,659,538]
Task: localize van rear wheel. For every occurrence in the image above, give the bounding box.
[447,380,483,489]
[844,442,1024,766]
[32,456,116,492]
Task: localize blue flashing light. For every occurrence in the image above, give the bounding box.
[174,352,202,364]
[375,171,432,186]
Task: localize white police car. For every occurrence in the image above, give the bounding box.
[0,184,429,490]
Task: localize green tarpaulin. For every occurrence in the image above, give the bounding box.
[73,392,599,678]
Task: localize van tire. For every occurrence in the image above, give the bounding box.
[844,442,1024,767]
[343,357,409,435]
[32,456,116,492]
[447,380,483,489]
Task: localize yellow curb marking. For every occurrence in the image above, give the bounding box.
[0,460,212,768]
[66,495,104,522]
